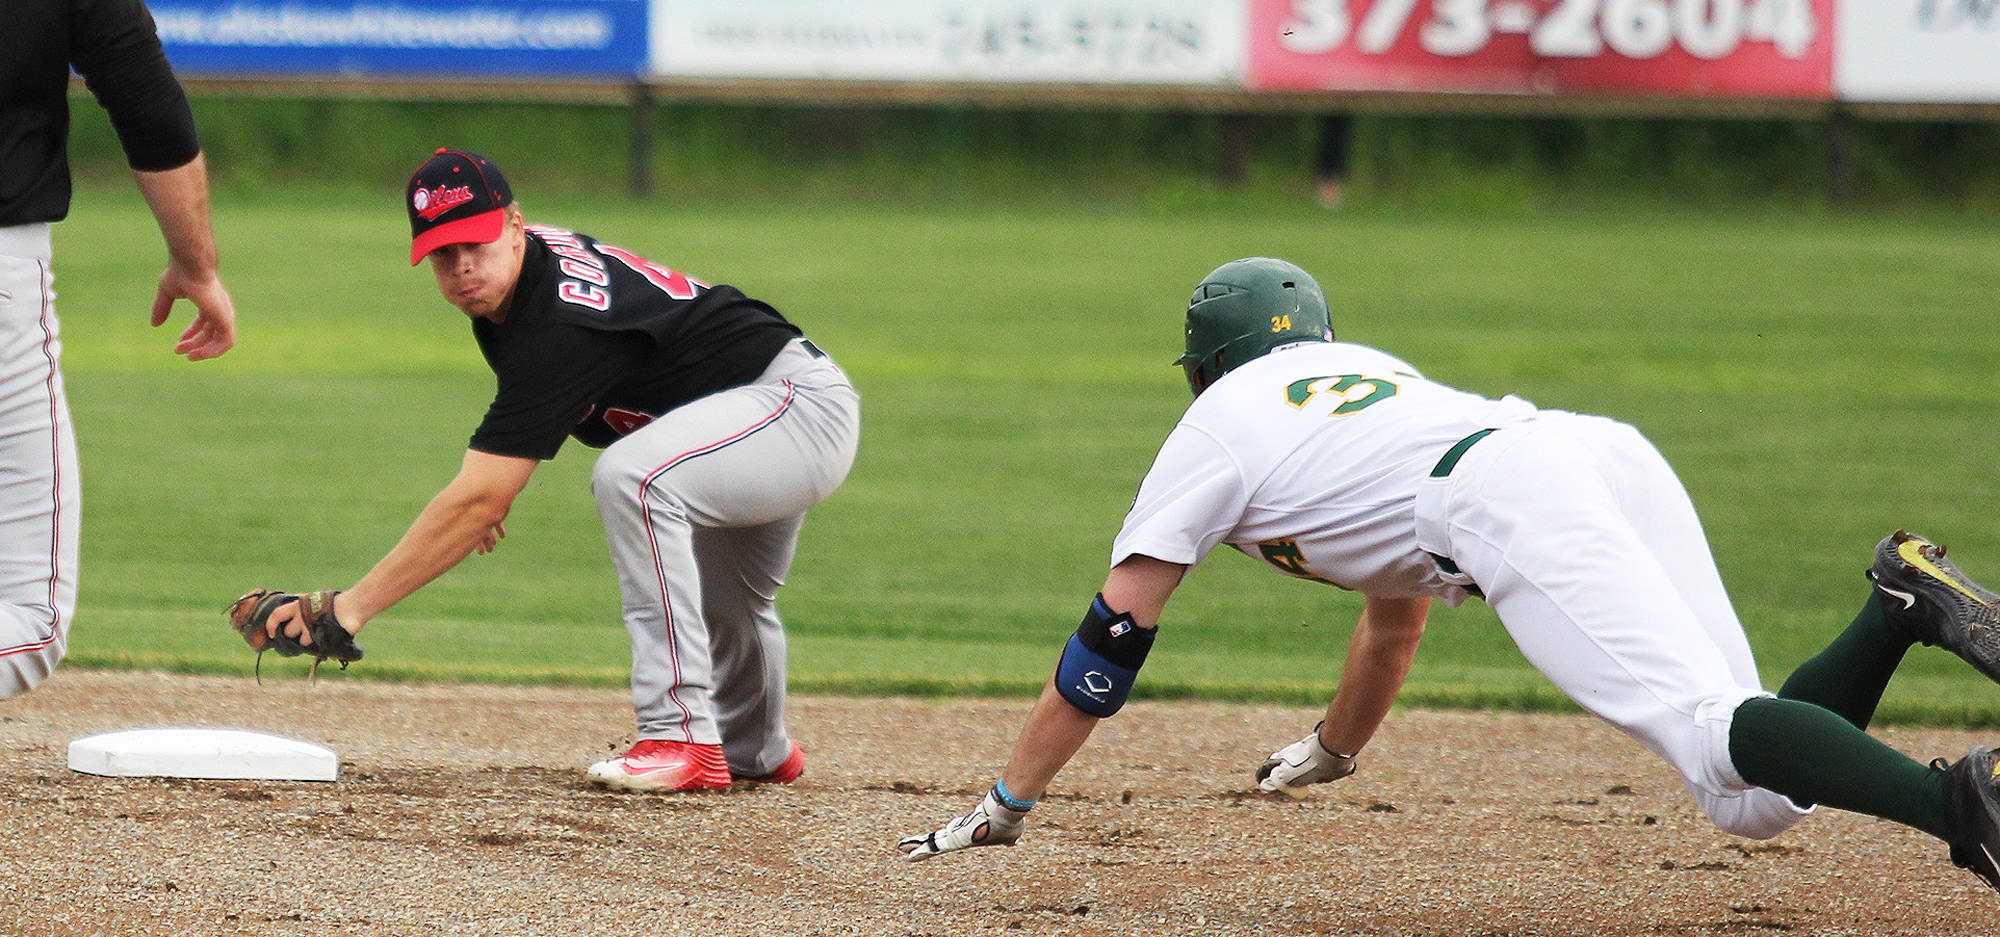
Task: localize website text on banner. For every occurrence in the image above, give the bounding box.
[1248,0,1832,97]
[648,0,1244,84]
[1835,0,2000,104]
[149,0,648,77]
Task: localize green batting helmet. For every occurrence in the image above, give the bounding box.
[1176,258,1333,395]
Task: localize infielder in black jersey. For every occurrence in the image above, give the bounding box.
[2,0,240,699]
[242,150,859,790]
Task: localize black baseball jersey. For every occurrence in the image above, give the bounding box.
[468,224,802,461]
[2,0,201,225]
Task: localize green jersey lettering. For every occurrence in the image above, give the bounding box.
[1256,539,1343,587]
[1285,374,1400,415]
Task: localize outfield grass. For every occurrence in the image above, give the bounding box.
[47,189,2000,725]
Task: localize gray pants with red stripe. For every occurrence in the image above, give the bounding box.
[0,224,79,700]
[591,337,859,777]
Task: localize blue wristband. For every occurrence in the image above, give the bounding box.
[992,779,1037,812]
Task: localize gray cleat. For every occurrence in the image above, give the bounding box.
[1868,530,2000,683]
[1935,747,2000,893]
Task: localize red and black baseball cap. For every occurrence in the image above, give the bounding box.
[406,148,513,265]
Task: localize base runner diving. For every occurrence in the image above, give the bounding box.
[899,257,2000,895]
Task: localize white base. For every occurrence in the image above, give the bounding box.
[67,727,339,781]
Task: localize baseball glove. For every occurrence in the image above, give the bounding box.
[226,589,362,680]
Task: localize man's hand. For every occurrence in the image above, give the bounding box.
[151,263,237,361]
[132,154,236,362]
[226,589,363,677]
[1255,726,1356,797]
[898,786,1030,861]
[475,521,507,555]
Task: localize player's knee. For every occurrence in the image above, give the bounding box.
[1684,693,1812,839]
[0,648,60,700]
[591,452,696,529]
[1697,789,1809,840]
[589,449,638,497]
[591,449,665,503]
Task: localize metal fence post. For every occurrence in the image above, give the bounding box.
[631,80,656,197]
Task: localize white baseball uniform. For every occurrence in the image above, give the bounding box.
[1113,340,1810,838]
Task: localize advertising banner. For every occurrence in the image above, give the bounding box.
[1246,0,1834,97]
[649,0,1246,84]
[150,0,648,77]
[1835,1,2000,103]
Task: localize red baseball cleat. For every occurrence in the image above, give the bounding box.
[742,742,806,785]
[586,739,731,792]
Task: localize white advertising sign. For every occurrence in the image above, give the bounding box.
[1836,0,2000,102]
[649,0,1245,84]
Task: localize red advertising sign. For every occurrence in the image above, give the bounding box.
[1248,0,1834,98]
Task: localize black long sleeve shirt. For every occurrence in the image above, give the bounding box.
[1,0,201,225]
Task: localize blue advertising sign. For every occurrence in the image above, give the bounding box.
[149,0,647,77]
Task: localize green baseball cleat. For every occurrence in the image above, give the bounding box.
[1869,531,2000,683]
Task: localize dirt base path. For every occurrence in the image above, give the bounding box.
[3,671,1992,936]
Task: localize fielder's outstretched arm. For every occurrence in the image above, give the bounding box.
[339,449,536,626]
[899,556,1185,860]
[259,449,536,647]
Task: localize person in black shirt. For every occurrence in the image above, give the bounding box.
[244,150,859,791]
[1,0,239,698]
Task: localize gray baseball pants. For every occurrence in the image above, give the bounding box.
[591,337,858,777]
[0,224,79,700]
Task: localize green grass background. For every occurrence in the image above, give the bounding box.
[65,96,2000,214]
[47,188,2000,724]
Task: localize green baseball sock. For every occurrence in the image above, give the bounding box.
[1775,591,1913,730]
[1728,696,1948,839]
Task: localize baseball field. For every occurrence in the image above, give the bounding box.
[8,193,1999,934]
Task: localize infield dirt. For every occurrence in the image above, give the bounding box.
[3,671,1993,936]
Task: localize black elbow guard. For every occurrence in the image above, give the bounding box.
[1054,594,1156,717]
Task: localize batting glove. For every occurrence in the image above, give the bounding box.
[1256,725,1356,797]
[898,785,1030,861]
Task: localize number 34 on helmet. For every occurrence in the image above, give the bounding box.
[1176,257,1334,396]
